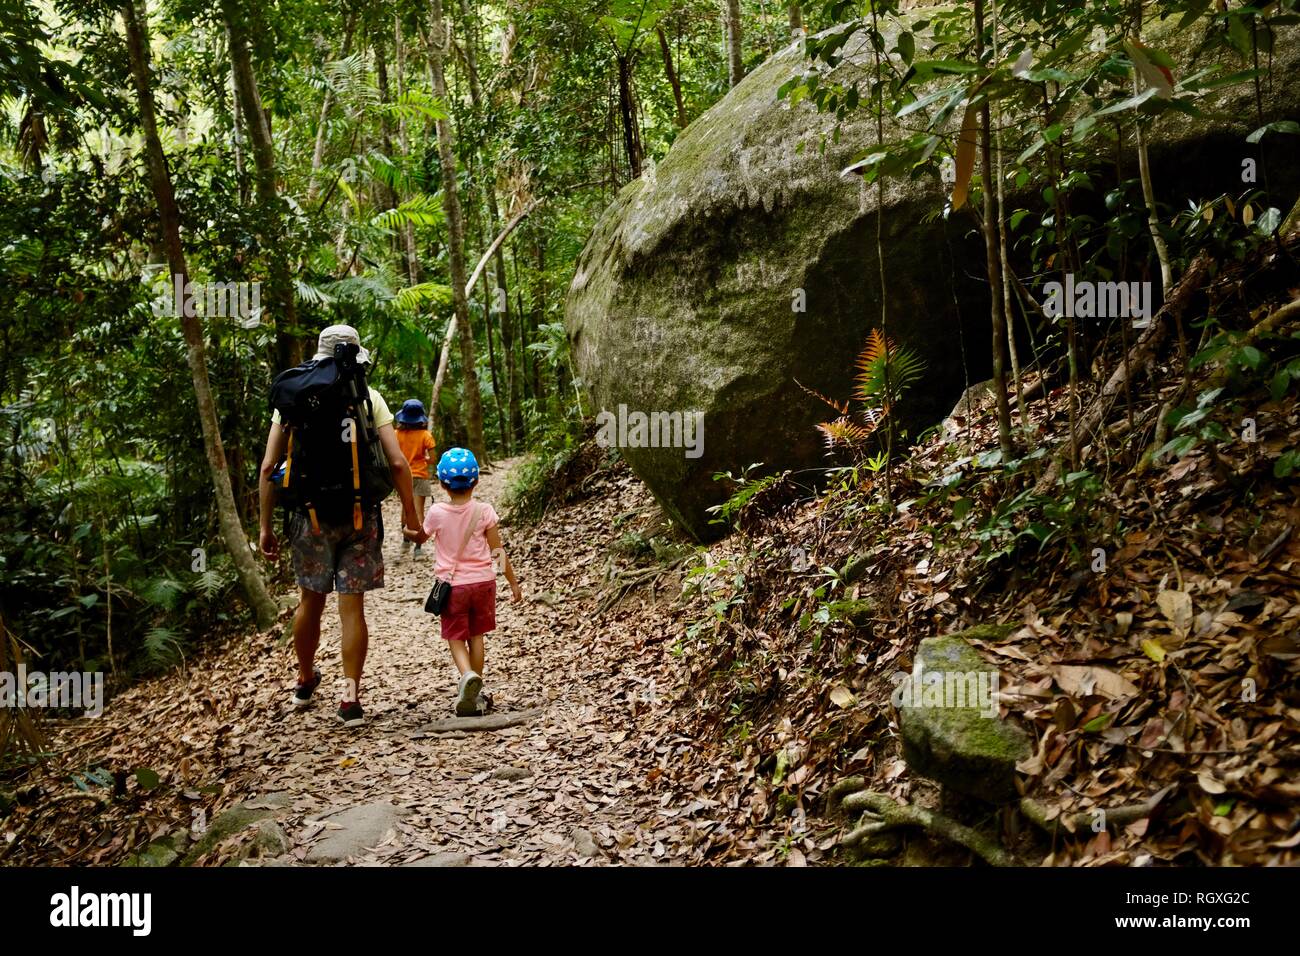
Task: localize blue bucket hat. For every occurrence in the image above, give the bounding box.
[436,447,479,489]
[395,398,428,426]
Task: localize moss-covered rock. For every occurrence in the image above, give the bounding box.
[182,806,280,863]
[897,633,1031,803]
[120,839,179,867]
[566,19,1300,540]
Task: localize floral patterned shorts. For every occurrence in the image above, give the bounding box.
[287,509,385,594]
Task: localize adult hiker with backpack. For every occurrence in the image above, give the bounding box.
[257,325,421,727]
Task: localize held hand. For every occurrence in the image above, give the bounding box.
[259,528,279,561]
[402,526,428,544]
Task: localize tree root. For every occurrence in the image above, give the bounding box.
[594,557,688,614]
[825,776,868,811]
[1019,786,1170,837]
[838,789,1017,867]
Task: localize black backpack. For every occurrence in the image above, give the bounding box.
[269,342,394,530]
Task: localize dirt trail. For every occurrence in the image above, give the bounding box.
[208,457,684,866]
[12,455,709,867]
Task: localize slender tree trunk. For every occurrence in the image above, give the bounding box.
[615,54,642,179]
[394,17,421,284]
[121,0,277,629]
[992,0,1028,439]
[307,12,356,202]
[789,2,803,35]
[228,59,245,196]
[725,0,744,87]
[868,3,893,505]
[656,26,688,128]
[427,0,485,460]
[458,0,520,449]
[533,238,545,399]
[373,28,403,280]
[974,0,1014,458]
[1132,5,1175,305]
[221,0,301,372]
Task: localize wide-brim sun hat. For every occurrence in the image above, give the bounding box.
[395,398,428,425]
[437,447,479,489]
[313,324,371,366]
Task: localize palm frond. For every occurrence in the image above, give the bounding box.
[853,329,925,411]
[295,279,335,308]
[369,194,444,232]
[393,282,453,314]
[816,415,881,450]
[796,378,850,415]
[385,89,447,122]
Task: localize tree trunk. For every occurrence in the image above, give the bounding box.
[394,17,421,285]
[656,25,688,129]
[121,0,278,630]
[789,2,803,35]
[616,54,642,179]
[534,237,546,399]
[725,0,744,87]
[974,0,1014,458]
[307,11,356,203]
[221,0,301,372]
[373,28,403,273]
[992,0,1028,439]
[458,0,521,449]
[427,0,485,460]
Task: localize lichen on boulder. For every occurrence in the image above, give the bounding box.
[566,21,1300,540]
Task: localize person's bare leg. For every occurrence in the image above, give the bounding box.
[338,593,368,701]
[447,639,473,676]
[468,635,485,677]
[294,588,327,684]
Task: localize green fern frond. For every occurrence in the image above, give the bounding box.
[384,89,448,122]
[141,577,185,611]
[369,195,444,232]
[142,626,183,667]
[294,279,335,307]
[393,282,453,313]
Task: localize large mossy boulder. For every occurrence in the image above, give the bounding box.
[566,20,1300,540]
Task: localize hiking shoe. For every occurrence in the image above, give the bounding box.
[292,667,322,708]
[456,671,483,717]
[413,544,423,559]
[338,700,365,727]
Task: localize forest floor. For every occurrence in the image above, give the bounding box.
[6,456,722,866]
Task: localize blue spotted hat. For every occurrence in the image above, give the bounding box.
[436,447,479,489]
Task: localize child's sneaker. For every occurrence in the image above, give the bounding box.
[456,671,483,717]
[292,667,322,708]
[414,544,423,559]
[338,700,365,727]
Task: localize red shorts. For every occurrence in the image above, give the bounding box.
[440,579,496,641]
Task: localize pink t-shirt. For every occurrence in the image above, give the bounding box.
[422,500,500,585]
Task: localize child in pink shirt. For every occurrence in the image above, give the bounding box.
[404,448,521,716]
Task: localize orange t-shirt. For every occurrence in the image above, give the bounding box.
[396,428,436,479]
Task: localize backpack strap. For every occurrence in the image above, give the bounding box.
[282,426,320,533]
[349,403,363,530]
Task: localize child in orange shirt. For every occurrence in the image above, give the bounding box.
[394,399,436,558]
